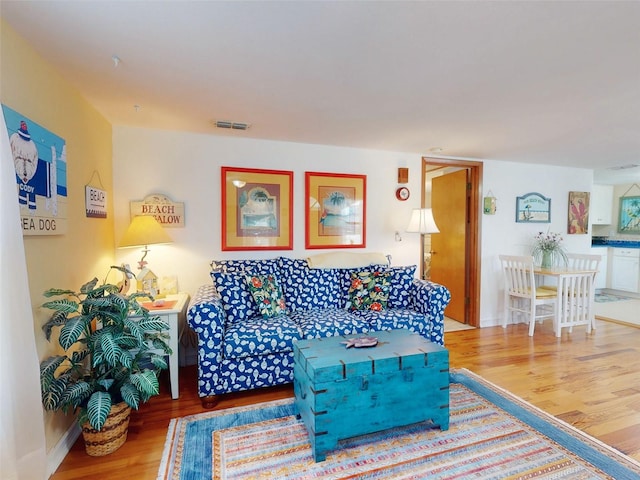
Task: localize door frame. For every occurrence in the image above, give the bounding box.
[422,157,483,327]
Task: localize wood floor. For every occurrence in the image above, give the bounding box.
[51,319,640,479]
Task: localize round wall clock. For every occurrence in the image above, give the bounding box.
[395,186,410,201]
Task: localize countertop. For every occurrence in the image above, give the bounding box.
[591,240,640,248]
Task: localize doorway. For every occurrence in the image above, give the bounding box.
[422,157,482,327]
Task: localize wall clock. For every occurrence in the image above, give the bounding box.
[395,186,410,201]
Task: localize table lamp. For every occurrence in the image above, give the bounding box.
[406,208,440,280]
[406,208,440,234]
[119,215,172,295]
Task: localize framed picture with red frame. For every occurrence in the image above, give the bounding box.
[221,166,293,251]
[305,171,366,249]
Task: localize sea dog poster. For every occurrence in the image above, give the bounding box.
[2,105,68,235]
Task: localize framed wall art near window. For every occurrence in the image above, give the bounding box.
[568,191,589,234]
[221,167,293,251]
[305,171,366,249]
[618,195,640,234]
[515,192,551,223]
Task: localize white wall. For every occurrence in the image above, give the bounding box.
[113,127,425,296]
[479,160,593,326]
[113,126,594,328]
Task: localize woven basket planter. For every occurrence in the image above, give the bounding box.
[81,402,132,456]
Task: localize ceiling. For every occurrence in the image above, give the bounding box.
[2,1,639,183]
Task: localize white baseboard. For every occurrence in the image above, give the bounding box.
[47,422,80,478]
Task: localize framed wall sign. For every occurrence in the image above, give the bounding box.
[130,193,185,227]
[618,195,640,234]
[305,171,366,249]
[221,166,293,251]
[515,192,551,223]
[568,191,589,234]
[85,185,107,218]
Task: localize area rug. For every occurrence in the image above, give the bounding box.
[158,369,640,480]
[594,293,633,303]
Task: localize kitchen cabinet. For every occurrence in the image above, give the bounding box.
[610,248,640,293]
[591,184,614,225]
[590,247,608,290]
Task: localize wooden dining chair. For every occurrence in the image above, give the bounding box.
[566,253,602,273]
[555,272,594,336]
[500,255,556,336]
[539,253,601,330]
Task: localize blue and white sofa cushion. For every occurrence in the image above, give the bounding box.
[188,257,451,406]
[277,257,341,311]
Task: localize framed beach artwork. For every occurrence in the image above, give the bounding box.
[221,167,293,251]
[305,171,366,249]
[515,192,551,223]
[618,196,640,234]
[567,191,589,234]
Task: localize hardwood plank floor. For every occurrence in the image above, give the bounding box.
[51,319,640,479]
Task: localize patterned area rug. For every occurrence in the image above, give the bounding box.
[595,293,633,303]
[158,369,640,479]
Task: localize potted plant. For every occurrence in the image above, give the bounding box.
[532,230,568,269]
[39,268,171,456]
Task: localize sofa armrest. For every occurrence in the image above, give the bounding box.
[187,285,225,351]
[409,279,451,345]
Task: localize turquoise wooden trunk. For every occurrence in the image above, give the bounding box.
[293,328,449,462]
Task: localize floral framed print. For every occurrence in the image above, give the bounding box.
[618,196,640,234]
[305,171,366,249]
[568,191,589,234]
[221,166,293,251]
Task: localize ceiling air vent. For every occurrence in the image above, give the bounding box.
[213,120,250,130]
[607,164,639,170]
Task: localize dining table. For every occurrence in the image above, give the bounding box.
[535,267,598,337]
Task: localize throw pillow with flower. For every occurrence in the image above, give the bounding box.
[245,274,287,318]
[346,271,391,311]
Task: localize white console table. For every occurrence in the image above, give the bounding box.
[139,292,190,400]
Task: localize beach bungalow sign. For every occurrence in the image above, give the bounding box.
[130,193,184,227]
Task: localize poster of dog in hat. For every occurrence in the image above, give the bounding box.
[2,104,67,235]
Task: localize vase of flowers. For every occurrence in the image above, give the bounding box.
[532,231,568,268]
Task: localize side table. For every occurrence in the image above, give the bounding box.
[140,292,190,399]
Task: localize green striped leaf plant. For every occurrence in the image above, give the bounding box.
[39,268,171,431]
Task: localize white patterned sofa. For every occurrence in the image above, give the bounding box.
[187,257,451,407]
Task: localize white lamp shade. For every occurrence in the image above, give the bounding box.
[406,208,440,234]
[119,215,172,248]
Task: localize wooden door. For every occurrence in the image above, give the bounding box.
[430,169,468,322]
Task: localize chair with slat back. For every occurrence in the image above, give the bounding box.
[539,253,601,330]
[499,255,556,336]
[555,271,594,336]
[567,253,601,272]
